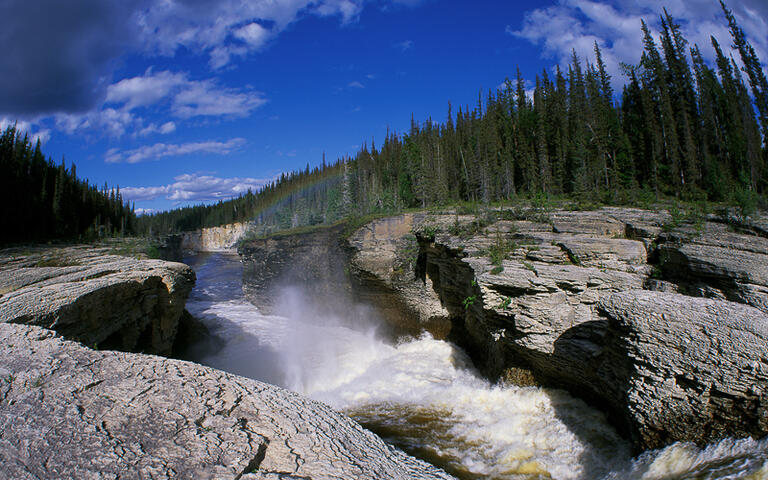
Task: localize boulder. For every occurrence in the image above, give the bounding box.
[0,246,195,355]
[0,323,454,480]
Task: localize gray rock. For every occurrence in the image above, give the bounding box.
[551,211,626,236]
[346,214,451,337]
[598,290,768,450]
[0,246,195,355]
[234,208,768,453]
[0,323,454,480]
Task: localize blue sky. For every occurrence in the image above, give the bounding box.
[2,0,767,214]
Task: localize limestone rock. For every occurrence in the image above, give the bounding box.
[0,245,195,355]
[181,222,250,252]
[0,323,454,480]
[598,290,768,450]
[551,210,626,236]
[346,214,451,337]
[235,207,768,453]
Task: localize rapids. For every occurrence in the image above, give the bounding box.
[184,252,768,480]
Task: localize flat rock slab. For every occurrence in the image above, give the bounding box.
[0,323,454,480]
[0,246,195,354]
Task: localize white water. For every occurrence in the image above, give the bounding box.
[185,253,768,480]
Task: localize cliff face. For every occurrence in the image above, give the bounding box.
[182,222,249,252]
[238,224,352,316]
[238,208,768,452]
[413,207,768,451]
[0,245,195,355]
[345,214,451,337]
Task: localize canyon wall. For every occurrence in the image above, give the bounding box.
[238,208,768,452]
[181,222,250,252]
[0,245,195,355]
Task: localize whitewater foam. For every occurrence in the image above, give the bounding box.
[186,253,768,480]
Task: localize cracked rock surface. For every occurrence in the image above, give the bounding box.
[0,245,195,355]
[411,207,768,450]
[597,290,768,449]
[0,323,454,480]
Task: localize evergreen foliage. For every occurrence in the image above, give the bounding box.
[17,4,766,240]
[138,5,767,236]
[0,126,134,245]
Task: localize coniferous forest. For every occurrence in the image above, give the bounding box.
[0,126,134,244]
[136,3,768,237]
[4,2,767,242]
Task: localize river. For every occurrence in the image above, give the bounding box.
[184,252,768,480]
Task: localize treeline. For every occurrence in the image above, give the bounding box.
[0,126,135,245]
[133,159,346,236]
[345,3,766,208]
[139,2,767,236]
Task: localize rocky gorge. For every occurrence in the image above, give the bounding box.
[1,205,767,479]
[239,206,768,453]
[0,245,453,479]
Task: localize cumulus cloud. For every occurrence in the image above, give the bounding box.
[234,22,272,48]
[1,0,425,118]
[134,207,159,216]
[107,69,266,119]
[511,0,768,87]
[106,70,187,110]
[48,69,266,138]
[105,138,246,164]
[347,81,365,89]
[122,173,273,204]
[138,121,177,137]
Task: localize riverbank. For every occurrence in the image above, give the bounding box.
[0,245,453,480]
[239,205,768,453]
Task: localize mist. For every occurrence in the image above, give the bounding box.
[184,253,768,480]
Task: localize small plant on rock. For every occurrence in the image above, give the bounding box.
[462,295,477,310]
[499,296,512,310]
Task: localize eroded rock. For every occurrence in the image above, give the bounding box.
[598,290,768,450]
[0,323,454,480]
[0,245,195,355]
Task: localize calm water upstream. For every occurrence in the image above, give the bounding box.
[184,252,768,480]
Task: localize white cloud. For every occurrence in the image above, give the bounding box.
[138,121,176,137]
[234,22,271,49]
[52,70,267,138]
[172,81,265,118]
[106,70,187,110]
[134,207,159,216]
[122,172,274,203]
[511,0,768,87]
[0,117,51,144]
[395,40,414,51]
[138,0,371,68]
[3,0,430,139]
[347,81,365,89]
[105,138,246,164]
[106,69,266,120]
[312,0,365,23]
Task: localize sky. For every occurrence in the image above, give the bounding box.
[2,0,767,214]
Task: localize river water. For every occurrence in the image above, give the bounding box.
[184,252,768,480]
